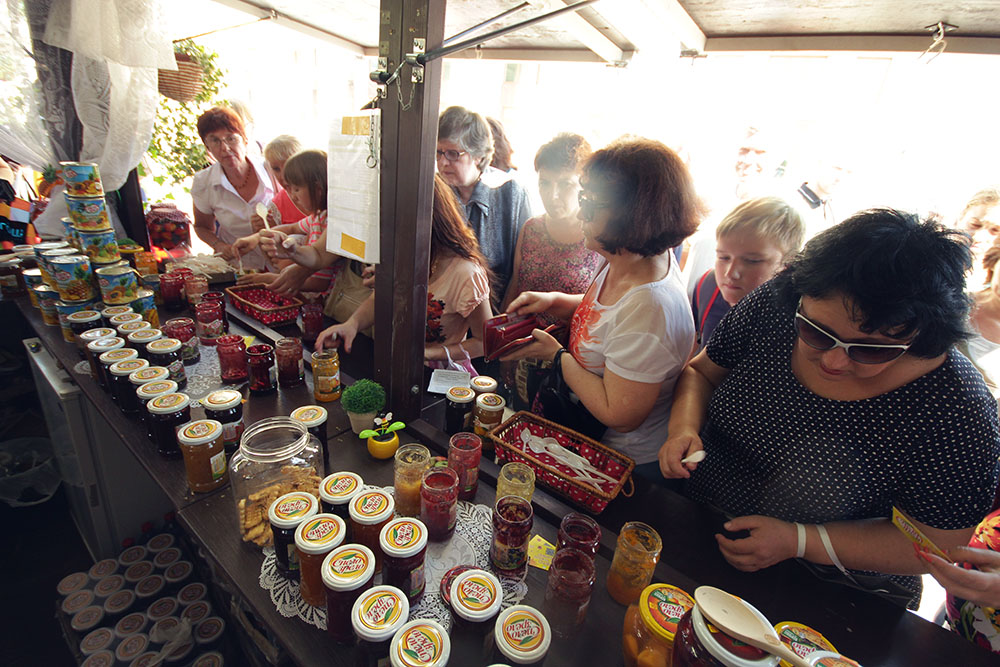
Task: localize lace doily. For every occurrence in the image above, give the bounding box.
[259,486,528,631]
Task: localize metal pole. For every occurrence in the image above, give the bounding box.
[441,1,531,46]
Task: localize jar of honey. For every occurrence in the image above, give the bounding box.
[269,491,319,579]
[349,490,395,574]
[393,444,430,517]
[389,619,451,667]
[623,583,695,667]
[312,349,341,401]
[177,420,228,493]
[379,517,428,603]
[319,472,364,534]
[352,585,410,666]
[607,521,662,605]
[294,513,346,607]
[322,544,376,643]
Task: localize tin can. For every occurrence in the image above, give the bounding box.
[57,300,98,343]
[66,196,111,231]
[40,248,78,287]
[23,268,43,306]
[141,274,162,306]
[130,289,160,328]
[59,162,103,197]
[35,285,60,326]
[78,229,120,265]
[61,216,77,244]
[96,265,140,305]
[50,254,96,302]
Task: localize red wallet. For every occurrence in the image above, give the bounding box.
[482,313,565,361]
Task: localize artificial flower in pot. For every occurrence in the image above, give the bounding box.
[360,412,405,459]
[341,379,385,434]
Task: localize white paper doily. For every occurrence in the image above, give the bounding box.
[258,485,528,631]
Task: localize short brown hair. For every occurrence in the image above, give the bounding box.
[534,133,592,174]
[196,107,246,143]
[282,150,327,213]
[583,138,703,256]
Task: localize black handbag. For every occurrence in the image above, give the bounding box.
[535,349,607,442]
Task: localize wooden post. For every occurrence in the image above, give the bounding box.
[374,0,445,420]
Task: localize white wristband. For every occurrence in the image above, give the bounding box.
[816,523,849,575]
[795,522,806,559]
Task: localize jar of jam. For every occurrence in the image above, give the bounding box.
[80,626,115,657]
[100,305,133,327]
[420,464,459,542]
[116,632,150,664]
[194,300,224,345]
[146,338,186,389]
[110,312,144,330]
[89,338,126,389]
[114,610,147,640]
[80,327,116,366]
[352,585,410,666]
[99,347,138,396]
[177,420,228,493]
[349,490,395,574]
[380,517,428,602]
[269,491,319,579]
[607,521,662,606]
[557,512,601,561]
[319,472,364,534]
[216,333,249,383]
[136,380,177,437]
[147,393,191,459]
[389,619,451,667]
[291,405,329,470]
[163,317,200,364]
[496,462,536,504]
[294,513,346,607]
[445,386,475,434]
[62,589,95,617]
[127,328,162,359]
[145,595,179,623]
[448,432,482,502]
[117,321,150,341]
[449,568,502,632]
[394,444,430,517]
[57,571,91,598]
[160,273,186,310]
[202,291,228,330]
[543,547,596,638]
[185,274,208,306]
[301,303,324,343]
[0,256,26,296]
[68,311,103,354]
[247,343,277,394]
[109,359,149,411]
[134,574,166,609]
[322,543,376,643]
[673,603,779,667]
[276,337,304,387]
[492,605,551,666]
[312,349,341,401]
[623,583,696,667]
[163,560,193,590]
[102,587,136,622]
[202,389,245,454]
[491,495,533,577]
[474,393,505,442]
[194,617,226,652]
[94,573,125,600]
[471,375,498,397]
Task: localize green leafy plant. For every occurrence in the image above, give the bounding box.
[359,412,405,441]
[146,39,226,186]
[341,379,386,414]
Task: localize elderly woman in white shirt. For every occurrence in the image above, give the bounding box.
[191,106,276,270]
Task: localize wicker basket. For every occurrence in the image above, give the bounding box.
[158,52,204,103]
[225,286,301,326]
[488,411,634,514]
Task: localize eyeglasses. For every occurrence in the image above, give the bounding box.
[435,149,468,162]
[205,134,243,150]
[577,191,612,219]
[794,299,911,364]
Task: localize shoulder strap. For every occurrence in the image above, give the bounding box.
[696,271,721,335]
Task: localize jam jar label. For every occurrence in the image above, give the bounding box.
[178,583,205,604]
[776,622,835,659]
[388,520,422,549]
[135,576,162,596]
[447,386,474,401]
[196,617,224,641]
[478,393,504,409]
[353,491,390,517]
[502,611,545,652]
[116,360,146,373]
[180,421,219,440]
[210,451,226,480]
[221,421,244,449]
[104,349,134,362]
[328,548,370,580]
[82,627,112,652]
[359,590,404,630]
[125,561,154,581]
[105,589,133,611]
[132,367,166,381]
[142,381,173,395]
[457,575,496,611]
[117,612,145,635]
[292,406,324,423]
[118,634,146,658]
[643,584,694,637]
[90,559,117,578]
[150,394,186,410]
[301,517,342,546]
[396,624,445,665]
[274,493,314,520]
[166,360,185,382]
[324,474,359,498]
[148,597,177,619]
[95,575,123,596]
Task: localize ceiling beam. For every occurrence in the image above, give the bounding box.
[591,0,705,56]
[208,0,367,56]
[362,45,612,63]
[704,35,1000,57]
[552,0,629,64]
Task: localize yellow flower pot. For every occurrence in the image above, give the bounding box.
[367,432,400,460]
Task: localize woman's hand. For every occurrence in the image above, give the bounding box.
[249,210,278,234]
[259,229,291,261]
[658,432,704,479]
[716,516,797,572]
[922,546,1000,607]
[236,272,276,286]
[232,235,259,258]
[362,264,376,288]
[214,243,236,260]
[507,291,557,316]
[268,264,311,296]
[316,320,359,353]
[499,328,562,363]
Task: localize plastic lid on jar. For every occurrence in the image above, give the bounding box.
[147,393,191,414]
[439,565,476,607]
[82,649,115,667]
[146,533,175,553]
[195,616,226,645]
[471,376,498,393]
[115,633,149,663]
[62,589,95,615]
[639,583,696,642]
[268,491,319,529]
[94,574,125,598]
[130,366,169,386]
[68,310,101,323]
[203,389,242,411]
[147,338,182,354]
[319,471,364,506]
[57,571,90,596]
[177,582,206,605]
[774,621,837,667]
[128,328,162,345]
[177,420,223,446]
[91,338,126,355]
[153,547,181,569]
[446,386,475,404]
[291,404,328,428]
[164,561,193,585]
[450,568,503,622]
[110,312,143,325]
[89,558,119,580]
[349,490,395,525]
[476,393,505,412]
[352,585,410,642]
[691,604,777,666]
[146,596,178,622]
[182,600,212,625]
[493,605,551,664]
[806,651,861,667]
[80,627,115,655]
[115,611,148,639]
[71,605,106,632]
[380,518,428,559]
[111,359,149,376]
[81,327,116,343]
[321,544,376,592]
[294,514,346,555]
[120,546,147,570]
[103,588,136,615]
[389,618,451,667]
[119,321,151,334]
[137,380,178,401]
[101,305,133,317]
[135,574,166,600]
[99,347,137,365]
[163,639,195,664]
[190,651,224,667]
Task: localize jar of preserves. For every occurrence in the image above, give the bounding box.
[301,303,324,343]
[421,464,459,542]
[136,381,178,438]
[177,420,228,493]
[394,444,430,517]
[294,514,346,606]
[496,462,536,505]
[557,512,601,561]
[57,299,98,343]
[491,495,533,577]
[202,389,245,454]
[352,585,410,666]
[449,568,502,632]
[67,311,103,354]
[194,301,224,345]
[448,432,482,502]
[114,610,147,640]
[380,518,428,602]
[474,393,505,441]
[184,274,208,306]
[109,359,149,411]
[607,521,662,606]
[268,491,319,579]
[146,393,191,459]
[160,273,185,310]
[491,605,551,666]
[673,603,779,667]
[102,588,136,621]
[129,366,169,396]
[100,305,133,327]
[99,348,138,397]
[110,312,144,330]
[445,386,475,434]
[146,338,186,389]
[312,349,341,401]
[0,256,26,297]
[291,405,329,471]
[127,328,162,359]
[163,317,200,365]
[230,417,323,548]
[247,343,276,394]
[349,490,395,574]
[471,375,498,397]
[276,337,304,387]
[544,548,596,638]
[80,327,115,365]
[216,333,249,384]
[319,472,364,534]
[773,622,838,667]
[389,619,451,667]
[202,291,228,330]
[322,544,376,643]
[88,338,125,389]
[117,321,151,341]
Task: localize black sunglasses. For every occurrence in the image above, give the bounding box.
[794,299,911,364]
[577,191,612,218]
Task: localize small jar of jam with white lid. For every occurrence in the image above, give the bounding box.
[109,359,149,411]
[319,472,364,532]
[352,585,410,666]
[268,491,319,579]
[322,544,376,643]
[380,517,429,603]
[99,348,138,398]
[127,328,162,359]
[389,618,451,667]
[491,605,552,666]
[146,338,186,389]
[202,389,244,454]
[136,380,177,437]
[146,393,191,458]
[294,513,346,607]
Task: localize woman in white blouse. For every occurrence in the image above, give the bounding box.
[191,107,276,270]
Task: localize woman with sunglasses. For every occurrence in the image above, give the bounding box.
[660,208,1000,606]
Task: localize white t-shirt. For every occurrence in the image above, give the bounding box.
[567,259,695,464]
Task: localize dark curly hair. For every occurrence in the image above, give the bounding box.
[772,208,972,358]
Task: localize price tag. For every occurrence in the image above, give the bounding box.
[528,535,556,571]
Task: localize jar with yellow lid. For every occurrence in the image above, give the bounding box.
[623,583,696,667]
[773,622,838,667]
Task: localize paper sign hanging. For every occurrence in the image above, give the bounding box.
[327,111,380,264]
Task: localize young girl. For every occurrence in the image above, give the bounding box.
[234,149,338,293]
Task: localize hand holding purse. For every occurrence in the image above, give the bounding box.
[483,313,566,362]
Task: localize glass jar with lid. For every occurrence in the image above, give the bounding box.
[109,359,149,411]
[146,338,186,389]
[98,347,138,396]
[136,381,178,438]
[177,420,228,493]
[67,311,103,355]
[80,326,115,364]
[128,367,169,416]
[229,417,324,548]
[117,320,151,339]
[147,393,191,459]
[127,328,162,359]
[88,337,125,389]
[623,583,695,667]
[202,389,244,454]
[163,317,200,365]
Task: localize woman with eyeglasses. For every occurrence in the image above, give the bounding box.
[503,138,701,470]
[660,208,1000,607]
[191,106,278,270]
